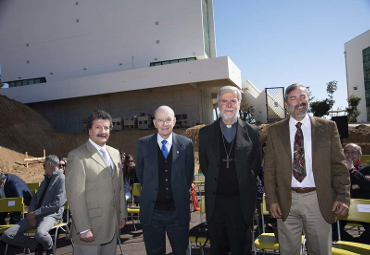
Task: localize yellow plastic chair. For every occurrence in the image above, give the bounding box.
[26,182,40,193]
[19,202,71,255]
[0,198,25,255]
[189,196,209,255]
[332,199,370,254]
[127,183,141,230]
[360,155,370,165]
[253,195,305,254]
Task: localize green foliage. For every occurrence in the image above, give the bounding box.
[309,80,338,117]
[239,103,256,123]
[346,94,361,122]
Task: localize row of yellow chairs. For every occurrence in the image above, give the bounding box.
[254,195,370,255]
[0,197,70,255]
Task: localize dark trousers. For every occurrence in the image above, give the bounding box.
[0,212,21,225]
[142,209,189,255]
[209,195,251,255]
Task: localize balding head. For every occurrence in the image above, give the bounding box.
[343,143,362,165]
[153,105,176,139]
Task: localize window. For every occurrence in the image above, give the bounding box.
[149,57,197,67]
[4,77,47,88]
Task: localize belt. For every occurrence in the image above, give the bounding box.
[291,187,316,193]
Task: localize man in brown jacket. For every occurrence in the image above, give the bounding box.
[264,83,350,255]
[66,110,127,255]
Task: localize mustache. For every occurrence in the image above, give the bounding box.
[295,103,307,109]
[97,133,108,138]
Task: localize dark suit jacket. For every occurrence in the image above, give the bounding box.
[199,118,262,225]
[351,163,370,198]
[4,174,33,206]
[264,116,351,224]
[136,132,194,226]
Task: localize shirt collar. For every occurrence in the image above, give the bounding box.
[289,114,310,130]
[89,138,107,152]
[157,132,173,146]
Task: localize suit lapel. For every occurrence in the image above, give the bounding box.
[211,120,221,162]
[106,146,118,177]
[279,118,291,159]
[171,133,184,182]
[310,115,323,159]
[149,134,159,182]
[86,141,107,170]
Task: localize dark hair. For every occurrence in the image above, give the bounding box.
[284,83,308,102]
[123,154,135,182]
[86,110,113,133]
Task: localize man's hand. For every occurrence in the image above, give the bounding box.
[346,159,354,170]
[332,201,349,216]
[120,219,126,228]
[269,203,282,219]
[29,218,37,227]
[27,211,35,220]
[80,230,94,243]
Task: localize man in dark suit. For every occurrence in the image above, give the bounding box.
[199,86,262,254]
[264,83,350,255]
[136,105,194,255]
[0,173,33,224]
[334,143,370,243]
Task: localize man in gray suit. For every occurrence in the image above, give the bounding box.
[66,110,127,255]
[2,155,66,255]
[136,105,194,255]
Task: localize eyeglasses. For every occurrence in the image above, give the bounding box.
[59,164,66,168]
[344,150,359,155]
[156,118,173,125]
[128,160,134,163]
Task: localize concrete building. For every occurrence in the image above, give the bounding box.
[344,29,370,122]
[0,0,241,133]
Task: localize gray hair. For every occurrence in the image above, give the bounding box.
[284,83,308,102]
[217,86,242,103]
[344,143,362,154]
[45,155,60,168]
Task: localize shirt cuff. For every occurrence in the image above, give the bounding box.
[79,229,90,235]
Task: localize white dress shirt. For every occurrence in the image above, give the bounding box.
[157,133,173,152]
[289,114,316,188]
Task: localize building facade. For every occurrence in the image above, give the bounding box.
[0,0,241,133]
[344,29,370,122]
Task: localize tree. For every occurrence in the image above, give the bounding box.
[310,80,338,117]
[239,103,256,123]
[346,94,361,122]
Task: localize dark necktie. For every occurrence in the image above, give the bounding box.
[161,140,169,159]
[293,122,306,182]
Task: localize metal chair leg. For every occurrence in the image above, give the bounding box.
[118,235,124,255]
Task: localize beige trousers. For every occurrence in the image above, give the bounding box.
[277,191,332,255]
[73,235,117,255]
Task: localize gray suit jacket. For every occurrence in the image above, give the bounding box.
[264,116,351,223]
[66,141,128,245]
[199,118,262,225]
[29,169,66,220]
[135,132,194,226]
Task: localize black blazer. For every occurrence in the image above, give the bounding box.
[4,174,33,206]
[136,132,194,226]
[199,118,262,224]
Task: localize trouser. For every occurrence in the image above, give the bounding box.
[0,212,21,225]
[142,209,189,255]
[277,191,332,255]
[209,195,252,255]
[2,216,57,251]
[73,235,117,255]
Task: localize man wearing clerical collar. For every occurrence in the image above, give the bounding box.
[199,86,262,254]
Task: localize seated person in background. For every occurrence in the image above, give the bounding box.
[333,143,370,243]
[123,154,139,201]
[59,157,67,174]
[0,172,33,224]
[2,155,66,255]
[121,151,126,168]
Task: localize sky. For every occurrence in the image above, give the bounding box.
[213,0,370,110]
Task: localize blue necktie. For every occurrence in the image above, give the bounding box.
[161,140,169,159]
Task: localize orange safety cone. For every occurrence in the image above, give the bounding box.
[191,182,200,211]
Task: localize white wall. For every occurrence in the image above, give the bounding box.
[0,0,216,83]
[242,80,268,123]
[0,56,241,104]
[345,29,370,122]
